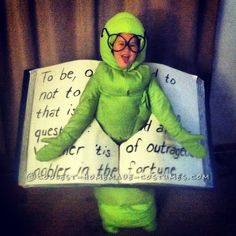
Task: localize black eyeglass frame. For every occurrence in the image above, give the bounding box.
[101,27,146,53]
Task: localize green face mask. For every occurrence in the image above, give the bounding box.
[100,12,147,70]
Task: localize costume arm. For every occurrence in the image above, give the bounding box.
[148,78,206,158]
[36,74,100,161]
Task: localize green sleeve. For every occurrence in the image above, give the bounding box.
[36,73,100,161]
[148,78,206,158]
[148,78,182,137]
[61,74,100,141]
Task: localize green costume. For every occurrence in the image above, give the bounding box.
[36,12,206,233]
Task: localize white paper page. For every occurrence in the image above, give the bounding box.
[119,64,208,186]
[25,60,119,186]
[20,60,210,187]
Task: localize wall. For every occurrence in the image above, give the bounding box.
[210,0,236,146]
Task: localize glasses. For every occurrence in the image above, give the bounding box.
[101,28,146,53]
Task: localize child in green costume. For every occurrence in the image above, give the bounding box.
[36,12,206,233]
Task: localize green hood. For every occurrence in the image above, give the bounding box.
[100,12,147,71]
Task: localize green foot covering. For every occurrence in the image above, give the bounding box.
[95,187,157,233]
[143,221,157,232]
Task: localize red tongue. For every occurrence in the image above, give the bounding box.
[122,56,129,64]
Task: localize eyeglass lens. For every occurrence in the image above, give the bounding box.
[112,35,139,53]
[108,34,145,53]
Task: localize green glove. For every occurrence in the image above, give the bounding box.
[175,130,207,159]
[36,132,74,162]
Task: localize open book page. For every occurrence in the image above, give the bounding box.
[22,60,119,186]
[120,64,209,187]
[19,60,211,187]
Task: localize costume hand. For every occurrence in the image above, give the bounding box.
[175,131,207,159]
[36,131,75,161]
[36,140,65,162]
[181,140,207,159]
[36,136,67,162]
